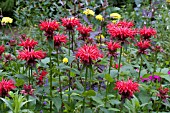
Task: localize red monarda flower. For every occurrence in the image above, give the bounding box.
[106,41,121,55]
[20,84,34,96]
[157,86,169,101]
[0,45,5,55]
[77,24,92,38]
[0,79,16,97]
[136,40,150,54]
[53,34,67,48]
[34,69,48,86]
[76,45,103,65]
[107,23,137,42]
[139,26,156,40]
[61,17,80,30]
[19,38,38,50]
[39,20,59,37]
[114,79,139,100]
[18,49,46,66]
[116,20,134,28]
[113,63,122,69]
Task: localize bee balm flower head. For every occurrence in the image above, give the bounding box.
[114,79,139,101]
[61,17,80,31]
[39,19,59,37]
[76,45,103,65]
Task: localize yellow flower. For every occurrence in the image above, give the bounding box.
[110,13,121,19]
[63,57,68,63]
[1,17,13,24]
[167,0,170,3]
[83,9,95,16]
[112,20,117,23]
[95,14,104,21]
[96,34,105,40]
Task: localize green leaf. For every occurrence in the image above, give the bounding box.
[82,90,96,97]
[53,97,62,112]
[0,98,13,111]
[70,71,76,77]
[91,96,103,104]
[159,74,170,82]
[108,108,120,111]
[105,74,114,82]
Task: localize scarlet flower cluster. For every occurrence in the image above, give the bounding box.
[53,34,67,48]
[61,17,80,30]
[139,26,156,40]
[18,49,46,66]
[39,20,59,37]
[106,41,121,56]
[115,21,134,28]
[0,45,5,55]
[0,79,16,97]
[76,45,103,65]
[19,38,38,50]
[157,86,169,100]
[114,79,139,100]
[20,84,34,96]
[34,69,48,86]
[107,22,137,42]
[136,40,151,54]
[77,24,92,39]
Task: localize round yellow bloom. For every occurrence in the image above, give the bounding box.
[1,17,13,24]
[63,58,68,63]
[110,13,121,19]
[96,34,105,40]
[112,20,117,23]
[95,14,104,21]
[83,9,95,16]
[167,0,170,3]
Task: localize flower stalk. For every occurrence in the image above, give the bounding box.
[82,66,88,113]
[138,55,143,81]
[117,46,123,79]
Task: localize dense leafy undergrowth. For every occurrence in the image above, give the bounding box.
[0,0,170,113]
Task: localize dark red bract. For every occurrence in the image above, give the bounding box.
[157,86,169,101]
[76,45,103,65]
[139,26,156,40]
[61,17,80,30]
[114,79,139,100]
[34,69,48,86]
[0,79,16,97]
[39,20,59,37]
[21,84,34,96]
[53,34,67,48]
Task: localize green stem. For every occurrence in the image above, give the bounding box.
[57,49,63,112]
[49,51,52,113]
[138,56,143,81]
[82,66,88,113]
[28,67,30,85]
[105,56,112,107]
[109,56,113,74]
[7,24,14,37]
[153,52,158,74]
[117,46,123,80]
[69,31,71,56]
